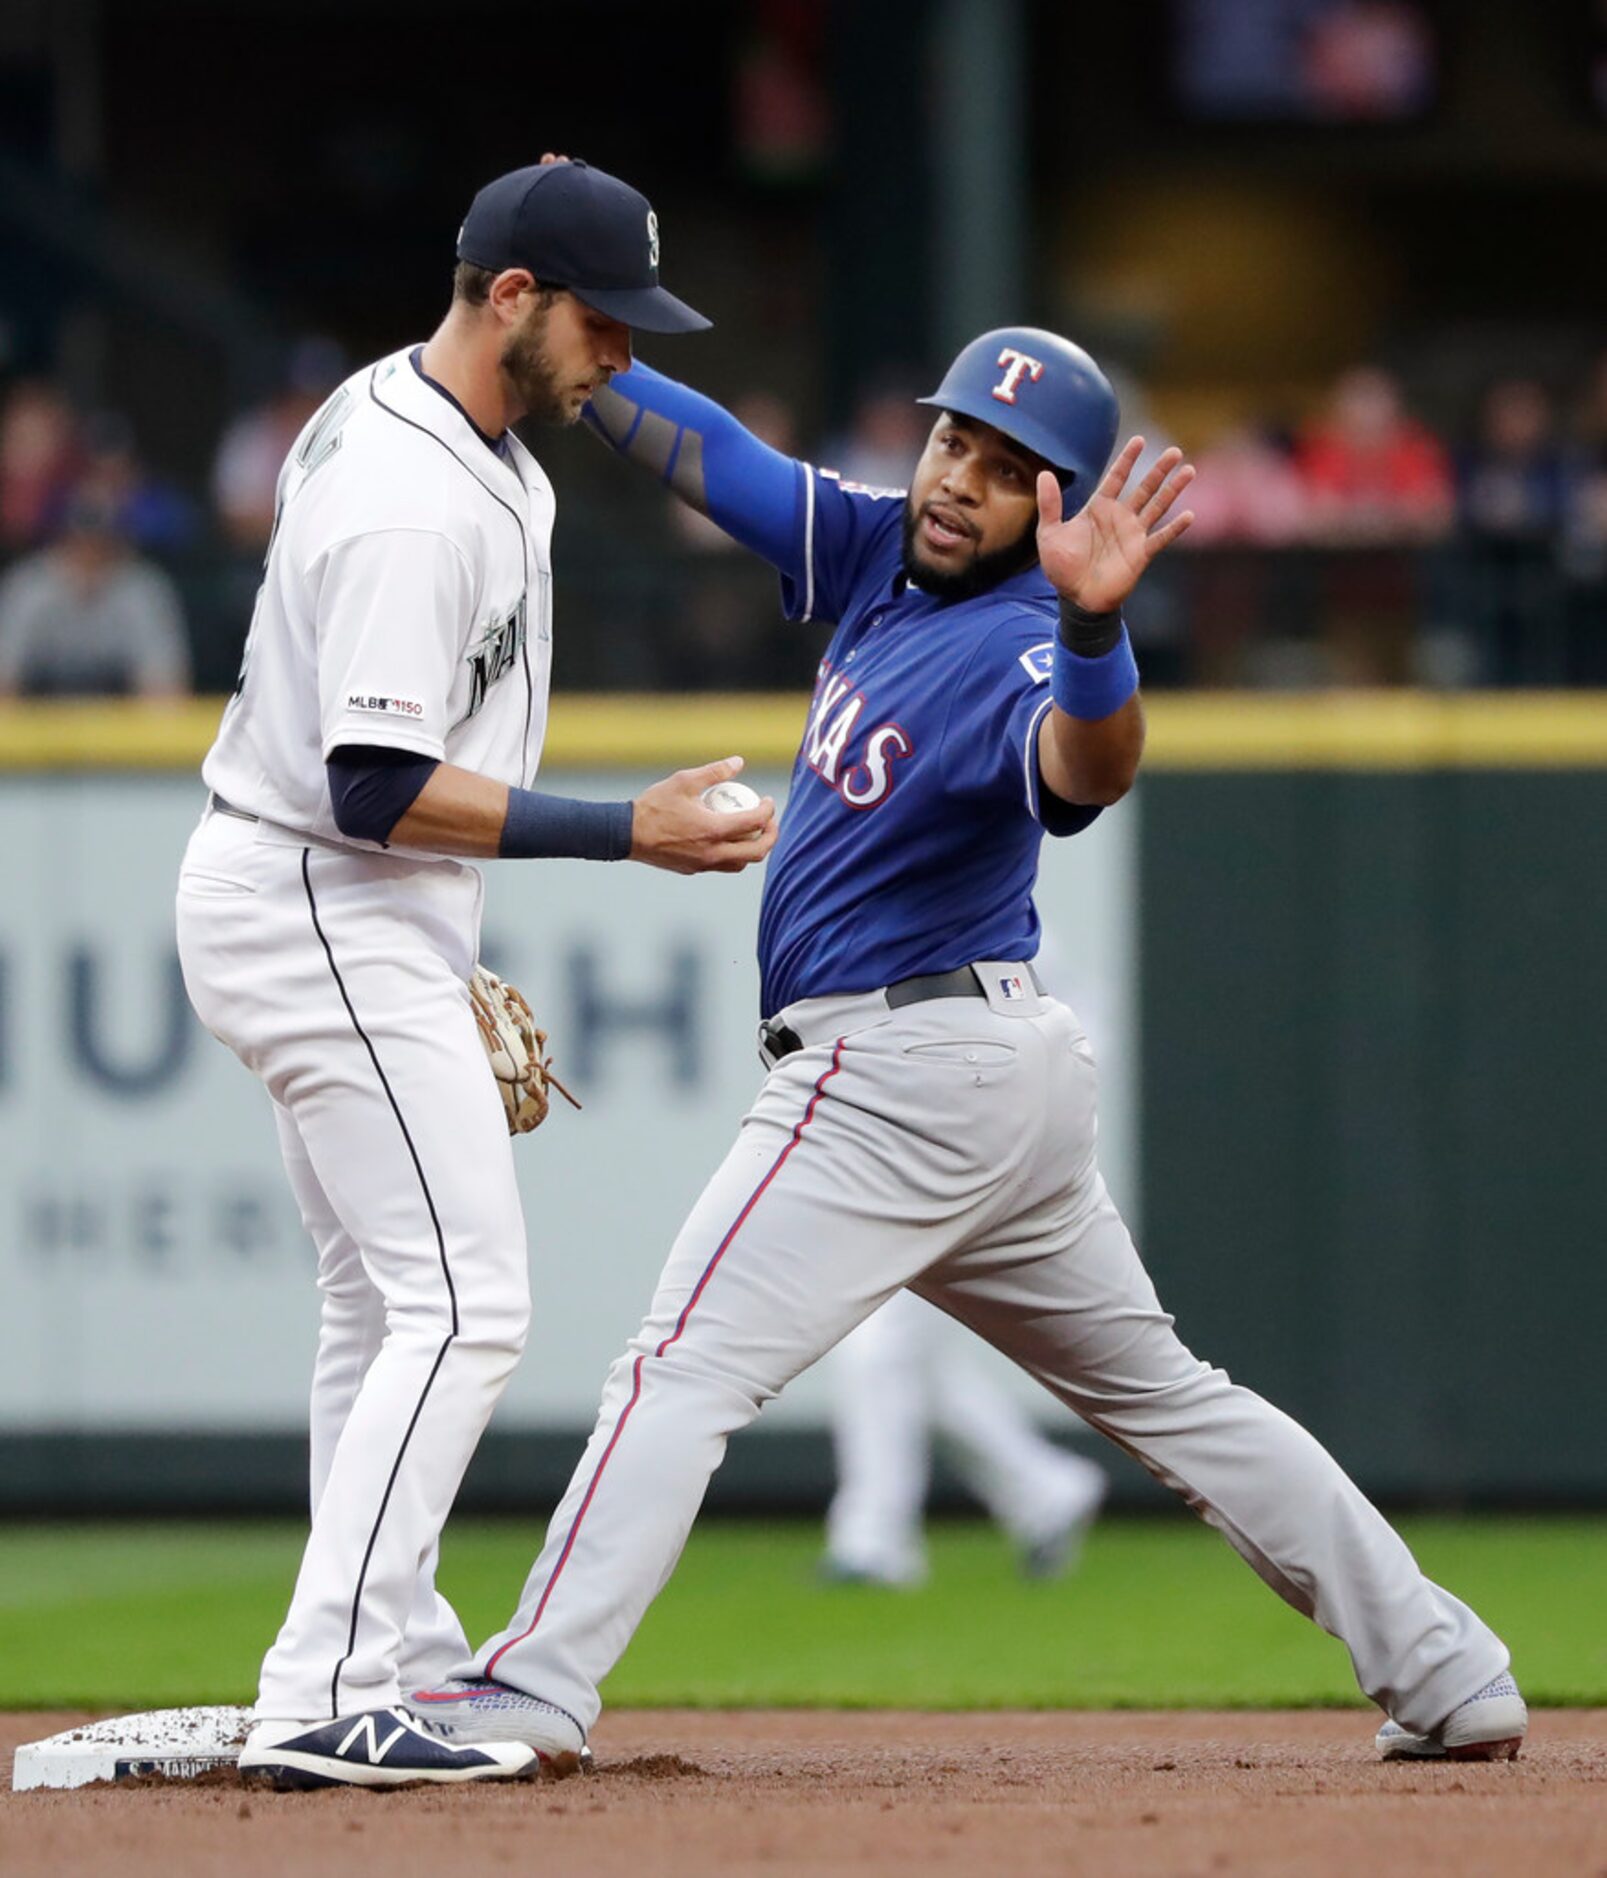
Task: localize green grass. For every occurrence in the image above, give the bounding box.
[0,1515,1600,1711]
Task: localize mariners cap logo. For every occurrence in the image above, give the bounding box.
[991,347,1045,405]
[647,209,660,270]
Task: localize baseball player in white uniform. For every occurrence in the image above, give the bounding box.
[176,159,776,1790]
[823,1288,1108,1586]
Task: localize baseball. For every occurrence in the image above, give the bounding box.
[701,779,762,814]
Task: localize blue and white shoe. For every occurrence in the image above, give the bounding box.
[407,1678,591,1775]
[1376,1672,1528,1761]
[238,1705,536,1789]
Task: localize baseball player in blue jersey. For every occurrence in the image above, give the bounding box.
[412,327,1526,1768]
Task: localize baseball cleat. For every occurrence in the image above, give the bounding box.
[1376,1671,1528,1761]
[237,1705,537,1789]
[1018,1473,1109,1581]
[406,1678,591,1775]
[816,1555,925,1589]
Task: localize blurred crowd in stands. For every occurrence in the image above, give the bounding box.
[2,343,1604,698]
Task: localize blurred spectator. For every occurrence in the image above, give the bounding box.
[212,336,346,550]
[1459,380,1568,546]
[1299,366,1452,544]
[1178,425,1311,685]
[1182,424,1309,546]
[1456,380,1570,682]
[1298,368,1450,682]
[0,481,191,698]
[734,0,831,184]
[79,411,199,555]
[1563,351,1607,681]
[825,380,927,490]
[1303,0,1435,121]
[0,380,81,552]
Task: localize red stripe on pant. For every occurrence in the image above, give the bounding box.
[486,1037,848,1679]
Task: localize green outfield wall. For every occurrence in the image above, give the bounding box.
[1138,764,1607,1504]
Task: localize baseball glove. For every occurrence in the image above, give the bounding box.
[469,964,581,1135]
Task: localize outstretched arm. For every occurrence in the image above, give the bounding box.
[586,365,801,571]
[1035,439,1195,807]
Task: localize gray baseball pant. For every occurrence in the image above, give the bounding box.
[469,972,1508,1735]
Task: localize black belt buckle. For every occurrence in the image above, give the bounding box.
[758,1017,805,1064]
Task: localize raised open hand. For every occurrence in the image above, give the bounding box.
[1035,438,1196,616]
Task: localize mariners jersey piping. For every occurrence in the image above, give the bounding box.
[366,367,536,784]
[408,346,510,458]
[366,370,530,544]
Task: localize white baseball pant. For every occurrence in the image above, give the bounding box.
[177,807,528,1722]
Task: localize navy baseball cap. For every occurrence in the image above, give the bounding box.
[456,160,711,335]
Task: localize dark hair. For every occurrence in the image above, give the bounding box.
[452,262,561,310]
[452,261,500,306]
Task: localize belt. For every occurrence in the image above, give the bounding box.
[758,962,1042,1064]
[208,791,258,824]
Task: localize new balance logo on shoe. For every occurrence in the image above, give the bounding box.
[335,1712,409,1764]
[238,1705,538,1790]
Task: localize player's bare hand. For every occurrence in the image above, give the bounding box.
[630,757,778,876]
[1036,439,1196,616]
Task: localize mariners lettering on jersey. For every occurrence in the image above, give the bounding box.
[295,386,354,479]
[804,664,914,810]
[465,596,527,719]
[991,348,1045,405]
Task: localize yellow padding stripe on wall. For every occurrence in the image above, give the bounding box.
[0,693,1604,772]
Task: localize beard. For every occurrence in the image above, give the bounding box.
[899,498,1040,600]
[499,301,572,426]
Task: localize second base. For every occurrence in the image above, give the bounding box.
[12,1705,251,1790]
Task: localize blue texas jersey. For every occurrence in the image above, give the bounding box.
[757,469,1099,1015]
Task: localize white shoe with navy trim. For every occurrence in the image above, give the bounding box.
[1376,1672,1528,1761]
[238,1705,537,1789]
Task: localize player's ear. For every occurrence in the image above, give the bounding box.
[487,268,538,324]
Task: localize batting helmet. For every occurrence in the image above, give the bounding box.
[917,327,1119,501]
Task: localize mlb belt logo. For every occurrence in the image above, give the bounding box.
[998,974,1027,1001]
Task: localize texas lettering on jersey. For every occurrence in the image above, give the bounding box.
[803,661,914,810]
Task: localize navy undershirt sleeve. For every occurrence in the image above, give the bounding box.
[327,745,439,843]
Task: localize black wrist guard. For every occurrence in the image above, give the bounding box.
[1057,597,1124,659]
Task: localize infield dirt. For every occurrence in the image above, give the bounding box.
[4,1708,1605,1875]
